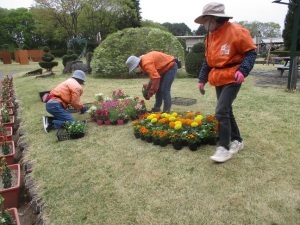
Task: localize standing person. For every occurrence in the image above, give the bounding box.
[125,51,178,113]
[195,2,257,162]
[42,70,87,133]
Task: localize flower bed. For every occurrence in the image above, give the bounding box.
[87,90,147,125]
[132,112,219,150]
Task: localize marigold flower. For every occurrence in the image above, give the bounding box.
[151,118,158,123]
[191,122,198,127]
[174,123,182,130]
[169,116,176,122]
[171,112,178,117]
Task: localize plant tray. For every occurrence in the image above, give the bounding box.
[56,121,87,141]
[171,97,197,106]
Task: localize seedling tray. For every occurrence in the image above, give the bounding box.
[56,121,87,141]
[171,97,197,106]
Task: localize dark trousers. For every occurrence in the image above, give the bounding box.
[153,63,178,112]
[215,83,242,150]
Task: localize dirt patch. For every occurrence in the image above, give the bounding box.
[251,69,300,89]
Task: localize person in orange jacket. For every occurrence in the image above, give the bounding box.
[126,51,178,113]
[42,70,87,133]
[195,2,257,163]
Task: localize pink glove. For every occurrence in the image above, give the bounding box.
[235,71,244,84]
[198,83,205,95]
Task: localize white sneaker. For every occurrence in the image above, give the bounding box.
[229,140,244,154]
[210,146,232,163]
[43,116,49,133]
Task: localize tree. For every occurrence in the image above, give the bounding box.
[34,0,84,39]
[0,8,37,49]
[282,1,300,51]
[141,20,169,32]
[235,21,281,38]
[162,22,192,36]
[195,25,207,36]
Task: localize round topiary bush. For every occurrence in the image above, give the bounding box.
[91,27,185,78]
[39,47,58,72]
[185,42,205,78]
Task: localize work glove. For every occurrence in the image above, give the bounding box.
[80,106,87,114]
[235,71,245,84]
[198,82,205,95]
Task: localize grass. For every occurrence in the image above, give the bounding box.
[1,61,300,224]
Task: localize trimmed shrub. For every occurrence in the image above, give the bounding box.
[91,27,185,78]
[185,42,205,78]
[39,47,58,72]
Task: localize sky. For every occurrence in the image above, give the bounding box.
[0,0,289,31]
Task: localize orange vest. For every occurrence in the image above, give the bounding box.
[206,22,256,86]
[140,51,175,92]
[50,78,84,109]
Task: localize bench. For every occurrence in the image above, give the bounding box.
[275,65,289,76]
[275,64,300,76]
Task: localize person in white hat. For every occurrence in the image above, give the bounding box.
[126,51,179,113]
[42,70,87,133]
[195,2,257,163]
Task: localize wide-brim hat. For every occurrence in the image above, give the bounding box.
[126,55,141,73]
[194,2,233,24]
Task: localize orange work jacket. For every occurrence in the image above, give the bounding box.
[206,22,256,86]
[50,78,84,109]
[140,51,175,93]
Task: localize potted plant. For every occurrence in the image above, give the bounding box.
[0,195,20,225]
[86,105,97,122]
[0,158,20,208]
[64,121,86,139]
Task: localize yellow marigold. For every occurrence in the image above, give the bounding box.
[147,115,154,120]
[169,116,176,122]
[161,113,167,118]
[151,118,158,123]
[194,117,202,125]
[196,115,203,120]
[175,121,182,125]
[191,122,198,127]
[171,112,178,117]
[174,123,182,130]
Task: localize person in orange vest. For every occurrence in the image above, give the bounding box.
[195,2,257,163]
[42,70,87,133]
[126,51,179,113]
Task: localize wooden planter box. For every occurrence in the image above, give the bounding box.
[8,208,21,225]
[0,127,13,141]
[0,141,15,165]
[2,116,14,129]
[0,102,14,110]
[0,164,21,208]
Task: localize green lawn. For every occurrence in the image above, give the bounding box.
[2,61,300,224]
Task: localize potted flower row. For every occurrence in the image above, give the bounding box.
[132,112,219,151]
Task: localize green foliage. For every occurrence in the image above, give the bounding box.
[185,42,205,77]
[65,121,85,134]
[91,27,185,78]
[1,158,12,189]
[282,3,300,51]
[0,196,14,225]
[140,20,169,32]
[162,22,192,36]
[62,51,79,67]
[236,21,281,38]
[2,141,10,156]
[39,48,58,71]
[42,46,50,53]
